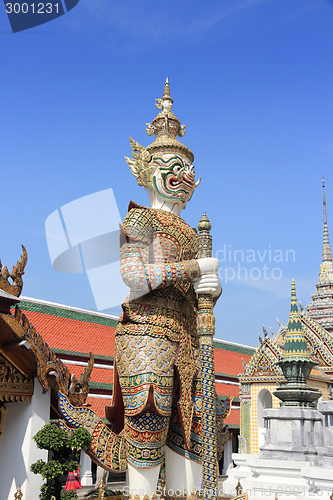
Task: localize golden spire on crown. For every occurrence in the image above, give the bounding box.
[145,78,194,164]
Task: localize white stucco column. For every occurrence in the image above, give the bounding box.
[222,438,233,475]
[80,450,93,486]
[0,381,50,500]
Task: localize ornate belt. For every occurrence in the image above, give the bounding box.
[129,296,193,317]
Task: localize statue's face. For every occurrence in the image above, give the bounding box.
[152,154,197,206]
[162,98,173,112]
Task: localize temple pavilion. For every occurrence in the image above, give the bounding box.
[239,179,333,456]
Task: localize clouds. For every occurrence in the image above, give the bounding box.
[80,0,264,46]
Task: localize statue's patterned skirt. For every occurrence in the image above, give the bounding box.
[115,334,202,468]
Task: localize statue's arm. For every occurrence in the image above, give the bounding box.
[119,208,199,292]
[120,236,199,292]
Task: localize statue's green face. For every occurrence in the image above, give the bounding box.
[152,154,197,205]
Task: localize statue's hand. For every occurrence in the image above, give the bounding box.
[195,258,222,297]
[194,274,222,297]
[197,257,219,275]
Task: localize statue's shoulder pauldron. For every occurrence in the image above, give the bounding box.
[122,203,155,243]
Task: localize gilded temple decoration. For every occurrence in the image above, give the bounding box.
[0,304,94,406]
[0,355,33,403]
[0,245,27,297]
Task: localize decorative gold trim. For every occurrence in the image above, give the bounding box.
[1,306,94,406]
[0,355,33,403]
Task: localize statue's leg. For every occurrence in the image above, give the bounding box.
[125,411,169,499]
[164,364,202,497]
[165,446,201,492]
[127,463,161,498]
[116,335,177,499]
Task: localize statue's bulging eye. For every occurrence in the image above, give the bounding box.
[173,165,181,174]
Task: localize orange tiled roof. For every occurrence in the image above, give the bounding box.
[216,384,240,398]
[214,347,253,376]
[86,396,113,418]
[225,409,240,426]
[17,300,117,357]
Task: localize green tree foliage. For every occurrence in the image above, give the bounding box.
[31,423,92,500]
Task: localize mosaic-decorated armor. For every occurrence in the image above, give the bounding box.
[112,201,203,467]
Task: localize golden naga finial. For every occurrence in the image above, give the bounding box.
[14,485,23,500]
[0,245,27,297]
[235,479,243,495]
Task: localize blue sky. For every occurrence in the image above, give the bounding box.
[1,0,332,347]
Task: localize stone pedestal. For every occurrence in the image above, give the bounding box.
[260,407,323,461]
[222,404,333,499]
[315,400,333,467]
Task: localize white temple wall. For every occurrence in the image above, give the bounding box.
[0,382,50,500]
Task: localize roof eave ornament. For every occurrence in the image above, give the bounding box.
[0,245,27,298]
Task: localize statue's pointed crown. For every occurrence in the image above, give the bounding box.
[145,78,194,164]
[283,279,311,361]
[125,79,194,189]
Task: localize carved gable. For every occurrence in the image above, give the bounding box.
[0,355,34,403]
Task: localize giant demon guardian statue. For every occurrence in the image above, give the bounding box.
[59,79,229,499]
